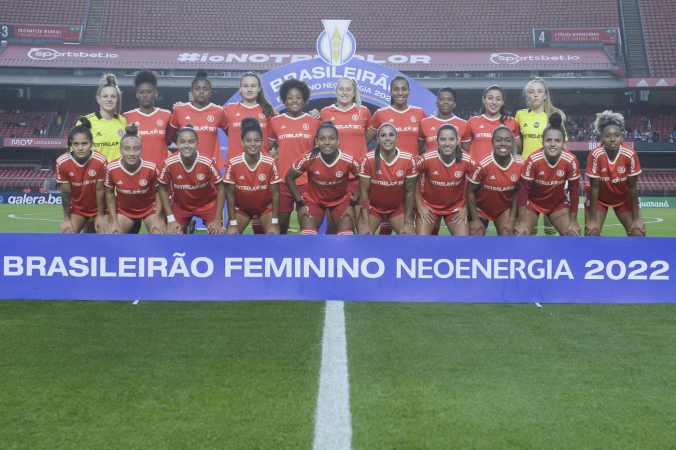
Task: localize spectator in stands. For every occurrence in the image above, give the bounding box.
[585,111,644,237]
[77,74,127,163]
[56,114,63,131]
[22,187,31,194]
[39,187,48,193]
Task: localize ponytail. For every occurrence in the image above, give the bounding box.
[240,116,263,140]
[542,112,566,143]
[121,122,142,145]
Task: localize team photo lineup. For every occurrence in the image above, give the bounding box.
[57,70,645,237]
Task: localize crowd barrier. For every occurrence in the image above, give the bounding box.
[1,234,673,303]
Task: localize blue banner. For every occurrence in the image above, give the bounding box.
[1,234,673,303]
[0,192,61,205]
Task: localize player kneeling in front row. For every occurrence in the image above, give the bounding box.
[285,121,360,235]
[224,117,281,234]
[105,124,166,234]
[56,117,108,234]
[157,125,225,234]
[514,112,581,236]
[466,126,524,236]
[415,124,474,235]
[584,111,645,237]
[357,123,417,235]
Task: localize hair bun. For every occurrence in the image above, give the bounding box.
[105,74,117,86]
[184,123,194,129]
[125,123,139,135]
[196,69,208,78]
[548,111,563,128]
[77,116,92,129]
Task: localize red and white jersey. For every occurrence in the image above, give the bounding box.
[585,144,642,207]
[360,149,417,212]
[419,115,468,153]
[417,150,475,214]
[268,113,321,186]
[224,153,281,213]
[56,150,107,216]
[105,158,159,218]
[158,151,223,213]
[463,115,521,162]
[223,102,276,165]
[293,149,359,207]
[320,104,372,164]
[123,108,172,169]
[469,153,525,220]
[521,149,580,213]
[369,106,427,154]
[169,103,228,169]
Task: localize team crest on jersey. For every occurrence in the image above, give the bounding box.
[88,169,96,177]
[303,123,310,130]
[534,122,540,128]
[396,169,404,177]
[455,171,462,178]
[139,179,148,186]
[556,169,564,177]
[197,173,205,181]
[618,166,626,174]
[335,171,344,177]
[207,115,215,123]
[258,174,266,181]
[118,130,124,137]
[157,119,164,126]
[258,113,266,120]
[511,174,518,182]
[352,114,359,121]
[410,116,417,123]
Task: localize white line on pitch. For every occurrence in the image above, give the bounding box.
[7,214,60,222]
[313,300,352,450]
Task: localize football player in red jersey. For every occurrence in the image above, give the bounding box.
[157,125,226,234]
[122,71,172,169]
[169,69,229,169]
[285,122,360,235]
[268,78,322,234]
[515,113,580,236]
[466,127,524,236]
[105,124,165,234]
[224,118,281,235]
[462,85,522,162]
[56,117,108,234]
[419,88,467,154]
[585,111,645,236]
[358,123,417,235]
[415,125,474,235]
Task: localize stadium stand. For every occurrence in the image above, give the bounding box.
[640,0,676,78]
[99,0,620,50]
[0,111,52,139]
[0,167,56,190]
[0,0,89,25]
[61,112,87,138]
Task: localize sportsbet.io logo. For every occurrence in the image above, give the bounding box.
[27,47,118,61]
[490,52,580,65]
[316,20,356,66]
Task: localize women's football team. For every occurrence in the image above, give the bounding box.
[56,71,645,237]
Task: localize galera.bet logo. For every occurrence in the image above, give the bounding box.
[316,20,356,66]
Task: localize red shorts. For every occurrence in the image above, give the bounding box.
[417,203,463,223]
[584,196,636,215]
[305,195,352,218]
[280,182,307,214]
[118,204,156,220]
[476,205,509,223]
[70,206,97,219]
[172,201,219,226]
[235,203,273,220]
[369,202,406,221]
[526,197,570,216]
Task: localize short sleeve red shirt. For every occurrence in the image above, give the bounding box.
[158,151,223,213]
[104,158,159,218]
[320,105,372,164]
[292,150,360,207]
[268,113,321,186]
[463,115,521,162]
[417,150,475,214]
[169,103,228,169]
[360,149,417,213]
[585,144,642,207]
[369,106,427,154]
[521,149,580,214]
[419,116,468,153]
[224,153,281,214]
[223,102,277,165]
[468,153,525,221]
[122,108,172,169]
[56,150,107,217]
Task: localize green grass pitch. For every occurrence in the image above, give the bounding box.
[1,203,675,448]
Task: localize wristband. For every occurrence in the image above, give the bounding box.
[271,218,279,224]
[296,200,304,208]
[230,220,237,226]
[357,200,370,209]
[349,199,358,207]
[166,214,175,223]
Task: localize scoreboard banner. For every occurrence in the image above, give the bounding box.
[0,235,673,303]
[534,28,620,47]
[0,24,82,43]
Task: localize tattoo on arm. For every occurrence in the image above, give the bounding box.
[62,191,71,219]
[105,193,116,206]
[404,178,416,222]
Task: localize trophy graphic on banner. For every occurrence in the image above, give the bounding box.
[321,20,352,66]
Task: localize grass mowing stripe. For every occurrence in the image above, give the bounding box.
[313,301,352,450]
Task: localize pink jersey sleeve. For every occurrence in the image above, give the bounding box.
[219,109,229,131]
[364,107,373,130]
[169,108,180,129]
[586,151,600,178]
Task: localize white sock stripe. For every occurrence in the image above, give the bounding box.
[301,229,319,235]
[251,219,261,225]
[313,301,352,450]
[380,222,392,229]
[337,230,354,235]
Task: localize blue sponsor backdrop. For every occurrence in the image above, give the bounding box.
[0,192,61,205]
[1,234,673,303]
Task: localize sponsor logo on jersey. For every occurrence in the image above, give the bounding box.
[352,114,359,121]
[601,168,607,172]
[88,169,96,177]
[207,115,215,123]
[396,169,404,177]
[490,175,497,180]
[235,112,241,116]
[139,179,148,186]
[157,119,164,126]
[389,119,395,122]
[281,125,286,129]
[316,19,356,66]
[315,171,321,175]
[185,115,191,120]
[303,123,310,130]
[117,180,123,185]
[433,171,439,175]
[69,172,74,176]
[258,174,266,181]
[197,173,205,181]
[534,122,540,128]
[455,171,462,178]
[539,171,545,175]
[177,175,183,179]
[479,125,484,128]
[511,174,518,181]
[239,175,245,180]
[431,127,436,131]
[618,166,626,174]
[95,132,102,137]
[556,170,564,177]
[522,123,528,127]
[330,116,336,120]
[335,171,344,177]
